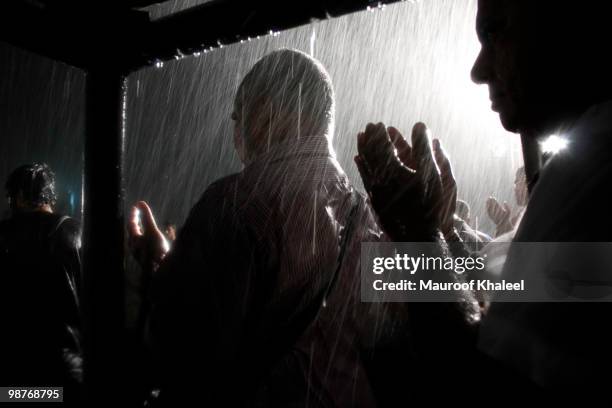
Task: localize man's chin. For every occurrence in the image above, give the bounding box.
[497,110,521,134]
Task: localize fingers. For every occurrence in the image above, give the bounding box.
[486,196,500,220]
[388,126,413,168]
[357,122,396,180]
[486,196,510,225]
[486,198,493,213]
[487,196,500,208]
[411,123,432,167]
[432,138,457,234]
[135,201,160,235]
[432,138,455,189]
[411,123,442,204]
[355,131,374,193]
[432,139,450,176]
[503,202,511,215]
[128,205,143,238]
[411,122,439,182]
[354,154,373,193]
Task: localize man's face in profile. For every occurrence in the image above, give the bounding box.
[471,1,606,137]
[470,0,569,137]
[471,0,528,133]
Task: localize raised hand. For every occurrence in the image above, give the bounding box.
[486,196,510,225]
[128,200,169,272]
[355,122,456,241]
[432,138,457,236]
[486,196,513,236]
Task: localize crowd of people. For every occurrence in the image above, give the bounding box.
[2,0,612,405]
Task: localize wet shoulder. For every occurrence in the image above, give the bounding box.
[192,173,241,211]
[53,216,82,250]
[0,212,75,250]
[183,173,244,227]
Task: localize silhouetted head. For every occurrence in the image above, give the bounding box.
[232,49,335,164]
[5,163,56,213]
[471,0,612,138]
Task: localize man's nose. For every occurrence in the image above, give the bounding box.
[470,49,489,85]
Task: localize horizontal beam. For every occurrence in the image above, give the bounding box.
[0,1,150,71]
[1,0,401,72]
[135,0,401,68]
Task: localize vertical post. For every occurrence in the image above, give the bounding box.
[83,67,127,404]
[520,134,542,194]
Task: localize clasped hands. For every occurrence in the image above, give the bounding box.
[354,122,457,242]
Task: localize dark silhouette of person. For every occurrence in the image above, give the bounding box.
[0,163,82,400]
[472,1,612,401]
[355,0,612,404]
[129,49,387,406]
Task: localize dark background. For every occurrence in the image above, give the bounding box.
[0,45,85,219]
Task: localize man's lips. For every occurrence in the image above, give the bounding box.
[490,91,506,111]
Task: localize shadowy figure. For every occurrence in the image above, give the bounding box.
[129,49,388,406]
[355,0,612,404]
[473,1,612,402]
[0,163,82,402]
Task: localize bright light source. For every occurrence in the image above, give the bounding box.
[540,134,568,155]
